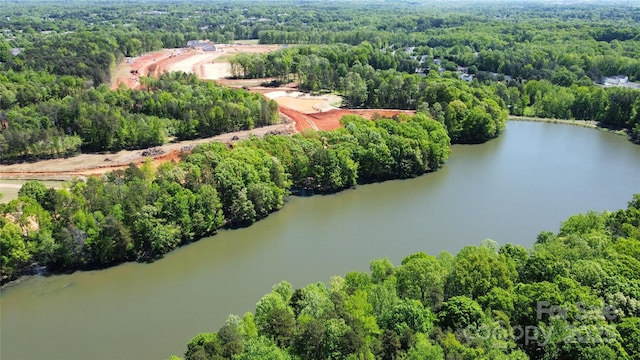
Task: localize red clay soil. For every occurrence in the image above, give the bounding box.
[89,149,184,174]
[112,49,194,90]
[111,50,171,90]
[281,108,417,132]
[88,149,184,173]
[280,106,320,132]
[311,109,416,122]
[105,50,417,178]
[148,49,200,77]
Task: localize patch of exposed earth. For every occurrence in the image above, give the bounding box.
[0,123,294,181]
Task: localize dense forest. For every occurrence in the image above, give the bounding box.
[174,195,640,360]
[0,113,450,281]
[229,42,639,142]
[1,0,639,161]
[0,71,279,161]
[0,0,637,274]
[1,2,640,359]
[231,43,508,143]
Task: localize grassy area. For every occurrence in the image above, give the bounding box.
[215,53,236,62]
[0,180,65,203]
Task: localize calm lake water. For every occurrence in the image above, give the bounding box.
[1,122,639,360]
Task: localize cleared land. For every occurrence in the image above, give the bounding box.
[282,107,417,132]
[0,123,294,181]
[111,49,176,89]
[111,43,282,89]
[6,43,416,181]
[264,91,342,113]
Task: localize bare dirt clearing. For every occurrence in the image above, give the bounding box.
[111,49,175,89]
[3,44,290,181]
[263,90,344,131]
[280,107,416,132]
[0,123,294,181]
[264,91,342,113]
[263,91,413,132]
[111,44,282,88]
[12,43,411,181]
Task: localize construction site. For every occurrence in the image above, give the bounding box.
[1,42,414,192]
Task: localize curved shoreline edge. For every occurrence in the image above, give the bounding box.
[508,116,629,137]
[0,118,633,287]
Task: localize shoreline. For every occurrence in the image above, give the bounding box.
[0,117,631,185]
[508,116,629,137]
[1,117,635,287]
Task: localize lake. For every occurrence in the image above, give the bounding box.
[1,121,639,360]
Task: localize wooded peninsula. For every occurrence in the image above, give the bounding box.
[1,1,639,359]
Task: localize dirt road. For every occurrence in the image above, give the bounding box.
[111,43,282,89]
[0,123,294,181]
[10,43,411,181]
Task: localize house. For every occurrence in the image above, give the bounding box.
[460,73,474,82]
[601,75,640,89]
[603,75,629,86]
